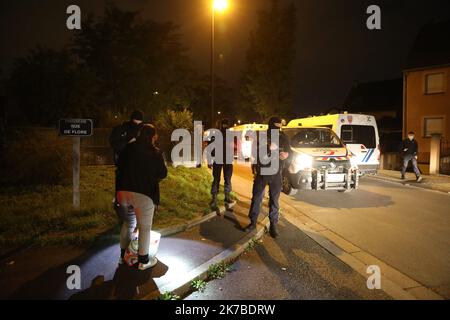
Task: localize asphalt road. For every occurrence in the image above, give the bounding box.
[285,176,450,298]
[187,163,450,299]
[186,215,390,300]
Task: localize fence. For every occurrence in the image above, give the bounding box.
[441,138,450,175]
[4,127,114,166]
[81,128,114,165]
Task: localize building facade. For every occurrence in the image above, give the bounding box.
[403,21,450,174]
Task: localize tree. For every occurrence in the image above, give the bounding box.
[8,47,77,126]
[189,75,234,127]
[156,108,193,156]
[71,2,196,121]
[240,0,297,121]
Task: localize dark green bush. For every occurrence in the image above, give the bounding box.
[0,128,72,186]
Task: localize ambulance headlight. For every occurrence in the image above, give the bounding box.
[294,154,313,170]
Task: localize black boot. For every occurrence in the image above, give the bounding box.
[269,223,279,238]
[225,193,233,204]
[243,221,257,232]
[210,196,218,209]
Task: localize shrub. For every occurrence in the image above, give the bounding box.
[155,108,193,160]
[0,128,72,186]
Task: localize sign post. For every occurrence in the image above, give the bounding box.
[72,136,81,209]
[59,119,93,210]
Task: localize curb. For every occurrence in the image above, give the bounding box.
[156,208,225,237]
[368,175,450,195]
[0,208,223,265]
[139,215,271,300]
[279,195,445,300]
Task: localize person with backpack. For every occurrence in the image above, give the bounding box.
[115,124,168,270]
[109,110,145,165]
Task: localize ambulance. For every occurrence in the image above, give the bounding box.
[229,123,268,160]
[286,113,380,174]
[281,126,359,194]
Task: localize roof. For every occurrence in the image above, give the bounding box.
[343,79,403,113]
[404,20,450,70]
[230,124,268,131]
[283,126,333,130]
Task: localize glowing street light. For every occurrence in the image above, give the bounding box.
[213,0,229,12]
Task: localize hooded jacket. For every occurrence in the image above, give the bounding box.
[116,141,167,205]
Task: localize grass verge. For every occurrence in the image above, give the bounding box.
[0,165,219,254]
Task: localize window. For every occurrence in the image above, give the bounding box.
[423,117,444,137]
[425,73,445,94]
[284,128,344,148]
[340,125,376,148]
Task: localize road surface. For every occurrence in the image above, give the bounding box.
[187,163,450,299]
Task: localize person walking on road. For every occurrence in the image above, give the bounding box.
[244,117,290,238]
[209,118,234,209]
[115,124,168,270]
[401,131,422,182]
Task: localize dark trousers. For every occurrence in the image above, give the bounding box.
[249,172,282,224]
[401,154,421,178]
[211,163,233,196]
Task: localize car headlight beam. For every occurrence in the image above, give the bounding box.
[294,154,313,170]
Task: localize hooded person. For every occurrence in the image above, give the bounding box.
[109,110,145,166]
[115,124,168,270]
[244,116,290,238]
[209,118,234,209]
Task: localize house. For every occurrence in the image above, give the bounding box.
[403,20,450,174]
[343,79,403,152]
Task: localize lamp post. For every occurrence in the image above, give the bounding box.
[211,0,228,128]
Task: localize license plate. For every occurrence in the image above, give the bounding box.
[326,173,345,182]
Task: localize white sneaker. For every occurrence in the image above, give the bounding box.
[417,176,423,183]
[138,257,158,271]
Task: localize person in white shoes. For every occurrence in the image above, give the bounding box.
[115,124,167,270]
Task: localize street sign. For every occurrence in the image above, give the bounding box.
[59,119,93,209]
[59,119,93,137]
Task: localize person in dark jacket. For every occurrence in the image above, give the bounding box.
[244,116,290,238]
[209,118,234,209]
[110,110,145,165]
[401,131,422,182]
[115,124,168,270]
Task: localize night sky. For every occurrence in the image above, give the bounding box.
[1,0,450,116]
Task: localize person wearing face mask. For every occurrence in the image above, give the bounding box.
[401,131,422,182]
[244,116,290,238]
[209,118,234,209]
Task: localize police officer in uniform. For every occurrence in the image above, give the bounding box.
[210,118,234,209]
[244,116,290,238]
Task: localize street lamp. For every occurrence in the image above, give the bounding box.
[211,0,229,128]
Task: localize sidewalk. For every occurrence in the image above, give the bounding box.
[372,169,450,193]
[0,174,265,300]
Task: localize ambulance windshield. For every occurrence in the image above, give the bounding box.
[284,128,344,148]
